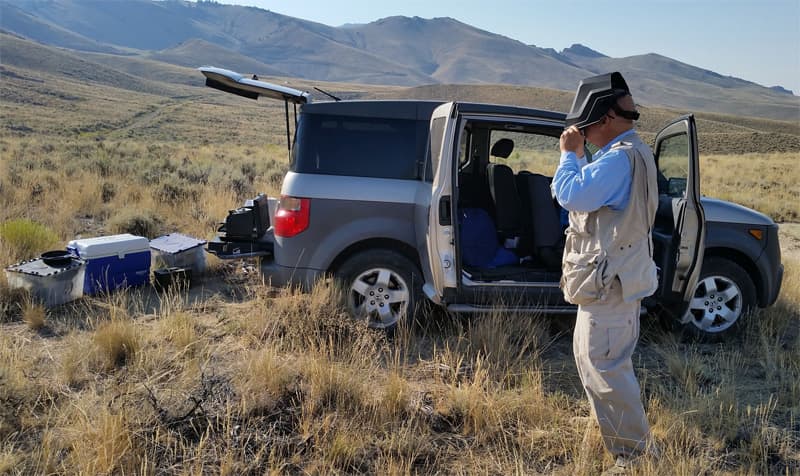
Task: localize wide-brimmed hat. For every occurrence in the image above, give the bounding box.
[565,72,635,129]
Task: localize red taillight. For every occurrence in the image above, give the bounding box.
[274,196,310,237]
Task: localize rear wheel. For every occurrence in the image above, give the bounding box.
[682,257,756,340]
[336,249,424,331]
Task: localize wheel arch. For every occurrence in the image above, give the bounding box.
[703,247,764,306]
[327,238,422,275]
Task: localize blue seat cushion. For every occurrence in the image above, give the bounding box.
[459,208,518,268]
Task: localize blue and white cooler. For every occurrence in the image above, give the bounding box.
[67,234,151,295]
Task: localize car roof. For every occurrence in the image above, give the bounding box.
[301,100,566,122]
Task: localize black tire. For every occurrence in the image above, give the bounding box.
[681,257,757,340]
[335,249,425,331]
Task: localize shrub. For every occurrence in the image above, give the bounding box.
[101,182,116,203]
[107,210,162,239]
[0,219,60,262]
[155,181,192,203]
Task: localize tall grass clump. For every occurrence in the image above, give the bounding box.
[0,274,27,323]
[93,318,140,370]
[21,299,46,331]
[0,218,60,262]
[63,404,142,475]
[160,310,200,355]
[237,347,299,415]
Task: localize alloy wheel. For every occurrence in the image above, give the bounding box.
[683,275,743,333]
[348,267,410,328]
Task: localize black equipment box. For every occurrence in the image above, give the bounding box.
[218,194,270,241]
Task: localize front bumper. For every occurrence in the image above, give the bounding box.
[767,263,784,306]
[760,224,783,307]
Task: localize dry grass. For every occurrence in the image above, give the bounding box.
[1,62,798,475]
[702,152,800,222]
[0,260,796,474]
[21,299,45,330]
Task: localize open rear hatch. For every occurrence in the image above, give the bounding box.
[200,66,311,260]
[200,66,310,104]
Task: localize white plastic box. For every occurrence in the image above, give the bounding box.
[149,233,207,274]
[67,234,151,295]
[5,258,86,307]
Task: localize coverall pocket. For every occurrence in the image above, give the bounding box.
[560,251,609,305]
[587,323,633,362]
[605,325,633,361]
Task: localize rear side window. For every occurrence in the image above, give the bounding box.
[291,113,426,180]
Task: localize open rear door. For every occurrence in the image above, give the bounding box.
[423,102,459,304]
[199,67,309,103]
[654,114,705,316]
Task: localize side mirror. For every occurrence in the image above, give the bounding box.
[667,177,687,197]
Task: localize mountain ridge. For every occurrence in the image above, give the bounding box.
[0,0,797,121]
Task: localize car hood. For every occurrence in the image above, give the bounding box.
[701,197,775,225]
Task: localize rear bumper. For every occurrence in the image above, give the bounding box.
[260,260,324,290]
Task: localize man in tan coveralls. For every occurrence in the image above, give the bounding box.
[552,72,659,473]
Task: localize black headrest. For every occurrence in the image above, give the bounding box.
[490,138,514,158]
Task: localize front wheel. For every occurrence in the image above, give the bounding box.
[681,257,757,340]
[335,249,424,331]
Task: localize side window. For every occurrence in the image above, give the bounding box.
[429,117,446,179]
[458,127,472,168]
[489,130,560,176]
[656,133,689,197]
[292,113,421,179]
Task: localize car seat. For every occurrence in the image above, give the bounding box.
[516,172,563,270]
[486,139,524,243]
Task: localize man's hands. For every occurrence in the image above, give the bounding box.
[560,126,585,158]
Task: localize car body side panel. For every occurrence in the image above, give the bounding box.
[700,197,781,306]
[703,220,783,308]
[414,183,434,290]
[705,221,766,264]
[276,172,428,276]
[272,200,419,277]
[280,171,426,204]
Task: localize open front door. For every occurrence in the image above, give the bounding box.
[654,114,706,315]
[424,103,459,304]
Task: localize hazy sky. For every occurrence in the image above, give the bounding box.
[211,0,800,95]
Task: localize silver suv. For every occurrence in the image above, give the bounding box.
[202,67,783,340]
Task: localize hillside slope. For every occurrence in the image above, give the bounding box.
[0,32,797,155]
[0,32,176,96]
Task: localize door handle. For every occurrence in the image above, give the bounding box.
[438,196,451,226]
